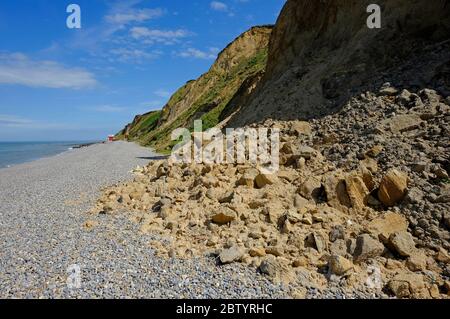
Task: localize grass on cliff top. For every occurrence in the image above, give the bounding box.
[116,111,161,141]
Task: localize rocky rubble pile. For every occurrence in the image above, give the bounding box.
[310,86,450,250]
[90,86,449,299]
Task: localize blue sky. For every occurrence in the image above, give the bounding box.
[0,0,285,141]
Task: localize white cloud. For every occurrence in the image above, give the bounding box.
[0,114,34,127]
[130,27,191,44]
[69,2,167,55]
[210,1,228,11]
[154,89,171,98]
[109,48,161,63]
[178,47,220,60]
[105,8,163,25]
[89,105,127,113]
[0,53,97,89]
[64,2,193,65]
[0,114,72,130]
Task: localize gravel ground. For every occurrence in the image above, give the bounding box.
[0,141,290,298]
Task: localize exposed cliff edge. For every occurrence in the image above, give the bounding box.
[116,25,273,152]
[228,0,450,127]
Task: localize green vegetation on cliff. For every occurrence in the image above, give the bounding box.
[116,111,161,141]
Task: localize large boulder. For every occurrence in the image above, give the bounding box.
[211,207,237,225]
[387,273,427,298]
[279,142,301,166]
[219,246,244,264]
[290,121,312,136]
[259,256,281,278]
[345,174,370,210]
[388,114,424,134]
[435,248,450,264]
[294,194,309,209]
[298,177,322,200]
[328,255,354,276]
[389,231,417,258]
[378,170,408,207]
[322,171,351,209]
[435,189,450,203]
[353,234,385,263]
[248,247,266,257]
[305,232,328,253]
[298,146,316,160]
[259,256,295,283]
[406,252,428,272]
[237,168,259,188]
[367,212,408,242]
[255,173,278,189]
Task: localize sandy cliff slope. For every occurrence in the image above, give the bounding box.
[117,26,273,152]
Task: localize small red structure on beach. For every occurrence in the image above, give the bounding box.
[107,135,114,142]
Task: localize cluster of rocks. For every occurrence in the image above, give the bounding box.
[310,86,450,250]
[89,86,449,299]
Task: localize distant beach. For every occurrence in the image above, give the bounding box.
[0,141,101,169]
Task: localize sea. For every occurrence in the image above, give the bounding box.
[0,141,96,169]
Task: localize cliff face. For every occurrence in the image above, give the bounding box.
[117,26,273,152]
[160,26,273,125]
[228,0,450,127]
